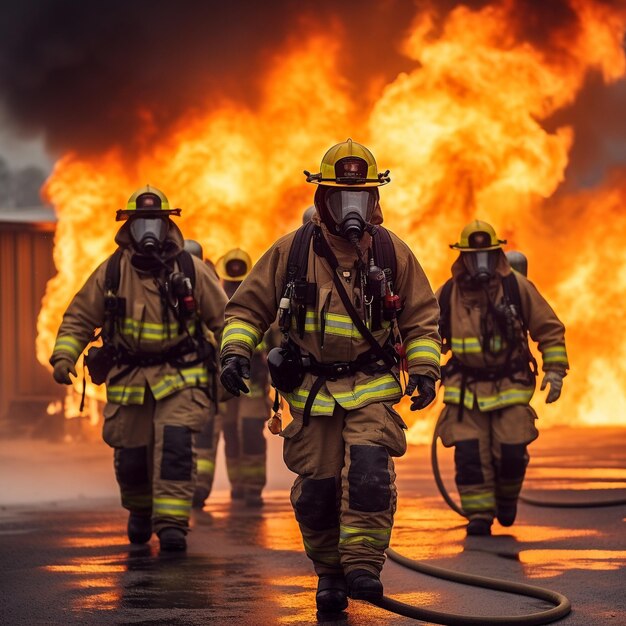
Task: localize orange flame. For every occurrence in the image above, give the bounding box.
[36,1,626,434]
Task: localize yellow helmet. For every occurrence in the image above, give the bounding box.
[304,138,390,188]
[116,185,182,221]
[215,248,252,282]
[450,220,507,251]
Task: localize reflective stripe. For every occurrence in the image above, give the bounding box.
[119,318,193,342]
[450,336,505,355]
[543,345,568,365]
[285,387,336,416]
[339,524,391,548]
[121,494,152,509]
[498,481,523,497]
[442,386,475,409]
[238,466,266,478]
[221,320,263,351]
[296,311,390,337]
[451,337,482,354]
[151,366,209,400]
[460,492,495,512]
[53,335,83,360]
[333,375,401,409]
[443,385,533,410]
[405,337,441,365]
[302,538,341,565]
[107,385,146,405]
[197,459,215,474]
[153,497,192,518]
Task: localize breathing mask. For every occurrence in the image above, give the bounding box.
[129,217,169,254]
[462,250,499,284]
[323,187,378,241]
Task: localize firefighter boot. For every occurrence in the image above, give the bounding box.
[127,513,152,544]
[346,569,383,601]
[244,489,264,508]
[466,518,493,536]
[316,575,348,613]
[192,487,209,509]
[158,527,187,552]
[496,500,518,527]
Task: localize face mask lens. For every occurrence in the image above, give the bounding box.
[130,217,168,252]
[464,250,498,281]
[325,189,376,224]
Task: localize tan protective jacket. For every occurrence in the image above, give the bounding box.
[51,221,227,405]
[221,213,441,417]
[438,252,568,412]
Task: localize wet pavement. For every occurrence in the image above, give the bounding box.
[1,426,625,625]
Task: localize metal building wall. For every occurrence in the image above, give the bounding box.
[0,218,63,434]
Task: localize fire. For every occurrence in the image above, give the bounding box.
[36,1,626,435]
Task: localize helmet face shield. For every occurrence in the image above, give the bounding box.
[129,217,169,254]
[463,250,499,283]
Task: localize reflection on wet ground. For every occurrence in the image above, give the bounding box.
[1,427,625,624]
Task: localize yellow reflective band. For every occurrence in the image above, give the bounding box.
[238,466,266,478]
[119,318,192,343]
[451,337,482,354]
[476,388,534,411]
[53,336,83,360]
[460,492,495,511]
[405,337,441,365]
[298,311,390,338]
[197,459,215,474]
[153,497,192,517]
[151,367,209,400]
[498,482,523,496]
[333,375,401,409]
[107,385,146,405]
[442,386,475,409]
[121,494,152,507]
[302,539,341,565]
[339,524,391,548]
[543,345,568,364]
[221,320,263,351]
[285,387,336,416]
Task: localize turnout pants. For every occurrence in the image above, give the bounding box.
[195,397,268,498]
[102,387,212,534]
[437,403,539,521]
[282,401,407,577]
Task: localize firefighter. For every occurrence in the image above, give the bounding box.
[192,248,276,509]
[219,139,441,613]
[436,220,568,536]
[50,187,227,552]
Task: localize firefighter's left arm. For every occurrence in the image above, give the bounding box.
[193,257,228,346]
[392,236,441,380]
[517,274,569,374]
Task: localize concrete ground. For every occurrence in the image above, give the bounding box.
[1,426,625,625]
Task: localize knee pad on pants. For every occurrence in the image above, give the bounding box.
[161,425,193,481]
[115,446,149,487]
[194,416,214,449]
[242,418,266,455]
[454,439,484,485]
[294,477,339,531]
[499,443,528,479]
[348,445,391,513]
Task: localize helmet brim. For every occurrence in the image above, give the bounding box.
[450,241,505,252]
[116,208,182,222]
[310,180,389,188]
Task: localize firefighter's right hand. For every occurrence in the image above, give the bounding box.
[220,355,250,397]
[52,359,77,385]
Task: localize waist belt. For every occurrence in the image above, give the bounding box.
[299,346,394,426]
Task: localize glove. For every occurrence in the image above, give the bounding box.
[52,359,77,385]
[405,374,437,411]
[540,371,564,404]
[220,355,251,397]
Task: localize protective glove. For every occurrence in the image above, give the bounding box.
[405,374,437,411]
[540,371,564,404]
[52,359,77,385]
[220,355,251,397]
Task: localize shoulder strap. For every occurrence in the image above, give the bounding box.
[372,226,397,287]
[313,229,398,371]
[285,221,316,286]
[176,249,196,289]
[502,273,524,329]
[104,247,123,294]
[437,278,454,348]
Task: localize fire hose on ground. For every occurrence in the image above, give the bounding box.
[362,418,626,625]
